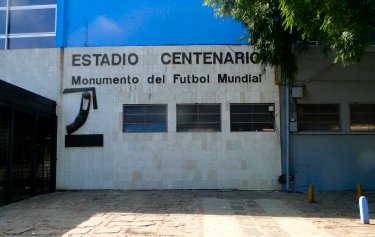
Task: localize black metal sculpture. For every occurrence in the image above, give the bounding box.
[63,87,103,147]
[66,91,91,135]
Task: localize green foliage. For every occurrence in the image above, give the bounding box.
[204,0,375,80]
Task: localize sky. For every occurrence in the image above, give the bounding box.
[60,0,247,47]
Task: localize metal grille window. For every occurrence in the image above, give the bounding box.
[297,104,340,132]
[177,104,221,132]
[0,0,56,50]
[350,104,375,132]
[123,104,167,133]
[230,104,275,132]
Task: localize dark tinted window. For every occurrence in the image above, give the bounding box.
[350,104,375,132]
[230,104,275,132]
[177,104,221,132]
[123,105,167,133]
[297,104,340,132]
[0,39,4,50]
[0,106,9,205]
[0,0,6,7]
[9,9,55,34]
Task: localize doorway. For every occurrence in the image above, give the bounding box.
[0,80,56,205]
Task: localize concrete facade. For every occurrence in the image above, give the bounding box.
[0,46,282,191]
[2,46,374,192]
[57,45,281,190]
[0,49,60,101]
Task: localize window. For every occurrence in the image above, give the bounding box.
[0,11,5,34]
[9,8,55,34]
[177,104,221,132]
[8,36,55,49]
[350,104,375,132]
[123,105,167,133]
[297,104,340,132]
[230,104,274,132]
[0,0,56,50]
[10,0,56,6]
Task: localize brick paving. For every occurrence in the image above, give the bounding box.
[0,190,374,236]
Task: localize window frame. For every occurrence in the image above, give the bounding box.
[176,103,221,132]
[0,1,56,49]
[123,104,168,133]
[230,103,275,132]
[349,103,375,132]
[297,103,341,132]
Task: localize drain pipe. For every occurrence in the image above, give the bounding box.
[285,77,291,191]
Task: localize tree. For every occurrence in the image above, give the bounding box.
[204,0,375,80]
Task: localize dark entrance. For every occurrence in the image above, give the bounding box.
[0,80,56,205]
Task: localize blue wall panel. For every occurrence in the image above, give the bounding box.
[57,0,246,47]
[291,135,375,192]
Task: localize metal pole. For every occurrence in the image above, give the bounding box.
[285,79,290,191]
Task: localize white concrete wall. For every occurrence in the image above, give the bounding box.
[0,48,60,101]
[57,45,282,190]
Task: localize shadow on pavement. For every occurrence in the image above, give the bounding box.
[0,190,373,236]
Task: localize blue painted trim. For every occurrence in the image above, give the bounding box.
[56,0,65,47]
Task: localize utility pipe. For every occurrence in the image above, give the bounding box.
[285,75,290,191]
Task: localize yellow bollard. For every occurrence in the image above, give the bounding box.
[357,183,363,199]
[307,184,315,203]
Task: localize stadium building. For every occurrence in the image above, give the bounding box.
[0,0,374,205]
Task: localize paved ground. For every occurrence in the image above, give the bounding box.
[0,190,374,236]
